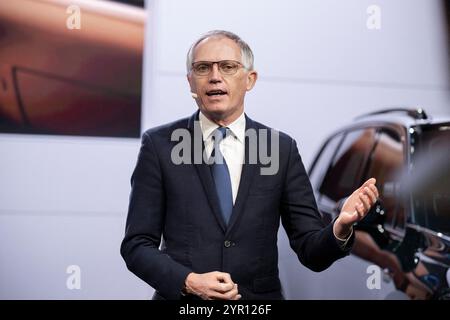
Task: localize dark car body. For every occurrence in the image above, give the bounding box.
[308,108,450,299]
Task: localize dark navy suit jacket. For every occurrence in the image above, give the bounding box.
[121,111,353,300]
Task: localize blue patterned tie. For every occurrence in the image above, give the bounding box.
[210,127,233,225]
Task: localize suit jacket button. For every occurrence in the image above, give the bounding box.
[224,240,231,248]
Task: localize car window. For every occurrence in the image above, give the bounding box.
[319,128,377,204]
[309,133,344,199]
[366,129,405,231]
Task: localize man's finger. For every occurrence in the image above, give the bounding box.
[216,272,234,285]
[210,286,238,300]
[213,281,234,293]
[213,272,234,293]
[360,178,376,190]
[363,187,377,203]
[369,184,379,199]
[223,285,239,300]
[356,202,365,219]
[359,193,371,211]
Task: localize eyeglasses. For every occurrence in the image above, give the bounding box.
[191,60,245,76]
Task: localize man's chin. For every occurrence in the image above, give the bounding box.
[201,106,229,120]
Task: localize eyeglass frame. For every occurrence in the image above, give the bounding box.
[190,60,247,76]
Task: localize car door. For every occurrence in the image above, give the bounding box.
[306,127,398,299]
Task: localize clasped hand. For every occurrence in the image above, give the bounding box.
[184,271,241,300]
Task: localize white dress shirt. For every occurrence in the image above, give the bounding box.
[199,111,245,205]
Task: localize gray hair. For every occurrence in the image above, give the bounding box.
[186,30,254,74]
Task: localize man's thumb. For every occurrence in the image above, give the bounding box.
[361,177,376,189]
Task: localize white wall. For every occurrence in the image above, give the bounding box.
[0,0,448,299]
[0,135,150,299]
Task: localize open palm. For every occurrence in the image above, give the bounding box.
[339,178,379,227]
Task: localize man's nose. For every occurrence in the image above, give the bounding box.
[209,63,222,84]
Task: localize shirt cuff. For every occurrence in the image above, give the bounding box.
[333,222,354,249]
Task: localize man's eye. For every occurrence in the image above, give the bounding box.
[196,64,210,72]
[221,63,235,70]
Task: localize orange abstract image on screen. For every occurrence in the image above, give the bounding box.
[0,0,145,138]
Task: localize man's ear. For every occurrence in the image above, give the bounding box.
[246,70,258,91]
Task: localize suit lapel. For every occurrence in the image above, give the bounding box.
[188,111,227,232]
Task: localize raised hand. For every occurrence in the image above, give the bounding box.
[334,178,379,239]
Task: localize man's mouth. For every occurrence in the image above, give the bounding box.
[206,90,227,96]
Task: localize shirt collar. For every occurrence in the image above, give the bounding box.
[199,111,246,143]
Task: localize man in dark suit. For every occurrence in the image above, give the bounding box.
[120,30,379,300]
